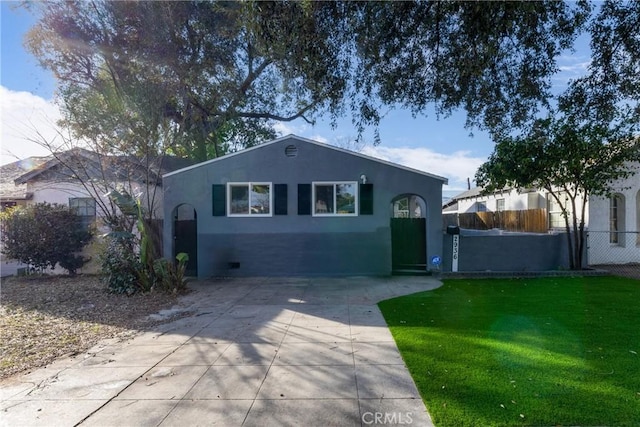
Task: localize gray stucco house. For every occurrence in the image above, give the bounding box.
[162,135,447,277]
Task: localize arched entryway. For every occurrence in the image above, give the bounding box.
[390,194,427,273]
[173,204,198,276]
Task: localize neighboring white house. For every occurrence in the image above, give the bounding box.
[2,149,193,223]
[443,186,588,230]
[0,149,193,273]
[444,187,546,213]
[587,162,640,265]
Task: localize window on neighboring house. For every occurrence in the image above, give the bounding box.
[496,199,505,212]
[610,193,625,245]
[313,182,357,216]
[547,192,569,229]
[476,201,487,212]
[69,197,96,230]
[227,183,272,216]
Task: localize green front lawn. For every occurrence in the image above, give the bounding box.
[378,276,640,427]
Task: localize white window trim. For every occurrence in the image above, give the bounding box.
[226,182,273,217]
[312,181,358,217]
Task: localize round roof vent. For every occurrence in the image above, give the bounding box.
[285,144,298,157]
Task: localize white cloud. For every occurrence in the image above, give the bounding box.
[553,53,592,88]
[0,86,63,165]
[273,120,332,144]
[360,145,487,191]
[558,60,591,74]
[272,121,298,136]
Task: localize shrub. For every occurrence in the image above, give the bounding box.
[100,235,144,295]
[153,253,189,294]
[0,203,92,275]
[102,191,187,295]
[101,235,189,295]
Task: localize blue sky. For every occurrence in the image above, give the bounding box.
[0,2,591,193]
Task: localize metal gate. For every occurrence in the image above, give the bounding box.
[174,219,198,276]
[391,218,426,272]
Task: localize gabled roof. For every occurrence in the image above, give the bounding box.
[163,134,449,184]
[13,148,195,185]
[1,149,195,202]
[0,156,51,201]
[449,186,484,201]
[13,148,96,185]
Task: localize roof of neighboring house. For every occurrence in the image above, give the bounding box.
[0,156,52,201]
[450,186,485,201]
[163,134,449,183]
[12,148,195,185]
[442,185,546,210]
[1,149,195,201]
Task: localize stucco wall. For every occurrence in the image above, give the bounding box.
[441,232,575,272]
[163,136,446,277]
[27,180,165,219]
[588,163,640,265]
[456,189,535,213]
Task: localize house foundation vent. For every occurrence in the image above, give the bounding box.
[285,145,298,157]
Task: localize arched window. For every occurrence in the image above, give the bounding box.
[610,194,625,245]
[392,195,425,218]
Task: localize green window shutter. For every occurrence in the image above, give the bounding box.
[274,184,288,215]
[298,184,311,215]
[212,184,226,216]
[360,183,373,215]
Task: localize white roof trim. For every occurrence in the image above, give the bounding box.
[163,134,449,183]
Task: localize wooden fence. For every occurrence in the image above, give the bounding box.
[443,209,549,233]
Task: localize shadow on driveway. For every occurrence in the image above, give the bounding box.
[1,276,442,426]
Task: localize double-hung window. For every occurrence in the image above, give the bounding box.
[313,182,357,216]
[69,197,96,230]
[227,182,272,216]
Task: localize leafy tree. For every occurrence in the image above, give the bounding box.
[564,0,640,124]
[23,0,590,156]
[0,203,92,275]
[476,101,639,270]
[25,0,346,160]
[344,0,590,135]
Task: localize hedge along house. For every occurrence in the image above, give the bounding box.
[162,135,447,277]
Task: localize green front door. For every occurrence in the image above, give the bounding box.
[391,218,426,271]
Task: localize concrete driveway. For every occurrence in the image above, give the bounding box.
[1,276,441,426]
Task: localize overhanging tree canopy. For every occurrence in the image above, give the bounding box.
[24,0,591,159]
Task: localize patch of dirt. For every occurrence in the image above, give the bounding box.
[0,275,190,380]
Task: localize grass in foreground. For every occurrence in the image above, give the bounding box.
[379,276,640,427]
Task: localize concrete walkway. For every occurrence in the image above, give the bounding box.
[1,276,441,426]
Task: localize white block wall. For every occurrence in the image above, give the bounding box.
[588,163,640,265]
